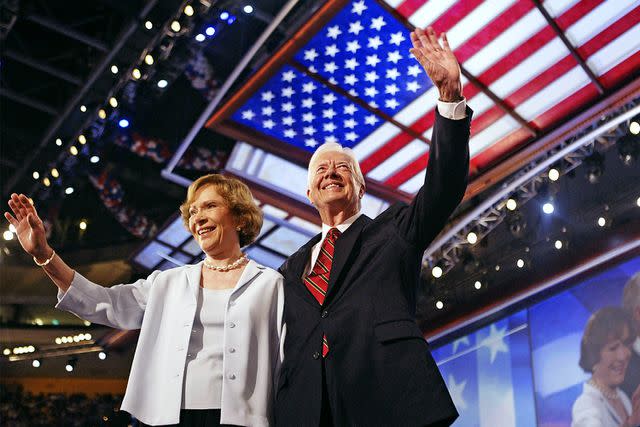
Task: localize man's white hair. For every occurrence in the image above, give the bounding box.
[623,272,640,313]
[307,142,365,189]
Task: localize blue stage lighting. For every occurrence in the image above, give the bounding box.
[118,119,130,128]
[220,11,229,20]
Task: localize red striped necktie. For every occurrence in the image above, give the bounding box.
[304,227,341,357]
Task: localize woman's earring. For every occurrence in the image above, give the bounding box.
[236,226,241,232]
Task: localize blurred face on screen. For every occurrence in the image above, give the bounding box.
[593,326,632,387]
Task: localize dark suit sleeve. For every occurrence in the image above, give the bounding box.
[394,105,472,249]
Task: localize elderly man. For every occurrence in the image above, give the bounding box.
[622,272,640,398]
[275,26,471,426]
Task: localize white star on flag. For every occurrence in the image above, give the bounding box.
[481,324,509,364]
[303,126,316,135]
[302,112,315,122]
[263,119,275,129]
[365,86,379,98]
[305,138,318,147]
[323,93,337,104]
[324,62,338,73]
[283,128,297,138]
[387,50,402,64]
[241,110,255,120]
[345,131,358,142]
[302,98,316,108]
[261,91,274,102]
[386,68,400,80]
[346,40,361,53]
[325,135,338,143]
[370,16,386,31]
[389,32,406,46]
[327,25,341,39]
[365,115,379,125]
[261,106,274,116]
[351,0,367,15]
[282,116,295,126]
[407,64,422,77]
[407,81,420,92]
[323,122,337,132]
[385,84,400,95]
[344,118,357,129]
[325,44,339,57]
[364,71,379,83]
[281,102,294,112]
[281,70,296,82]
[303,48,318,62]
[344,74,358,85]
[322,109,336,119]
[344,104,357,115]
[366,54,381,67]
[447,375,468,411]
[452,336,470,354]
[344,58,359,70]
[367,36,383,49]
[281,87,295,98]
[385,98,400,109]
[349,21,364,35]
[302,81,317,93]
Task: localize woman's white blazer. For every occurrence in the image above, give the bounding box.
[56,259,284,426]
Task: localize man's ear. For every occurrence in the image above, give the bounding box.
[307,188,314,205]
[359,184,366,199]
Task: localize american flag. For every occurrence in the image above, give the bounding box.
[225,0,639,196]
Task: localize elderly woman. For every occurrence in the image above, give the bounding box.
[4,174,284,427]
[572,306,640,427]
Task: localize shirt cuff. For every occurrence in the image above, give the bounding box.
[437,98,467,120]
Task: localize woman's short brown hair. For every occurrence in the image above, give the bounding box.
[179,174,262,247]
[579,306,631,373]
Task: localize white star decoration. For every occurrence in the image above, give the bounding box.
[344,104,357,115]
[282,116,295,126]
[344,58,359,70]
[303,48,318,62]
[303,126,316,135]
[364,71,379,83]
[302,98,316,109]
[385,84,399,95]
[302,112,315,122]
[389,32,406,46]
[261,106,274,116]
[407,64,422,77]
[261,91,274,102]
[344,74,358,85]
[366,54,381,67]
[323,93,337,104]
[241,110,255,120]
[370,16,386,31]
[284,128,297,138]
[324,62,338,73]
[365,115,379,125]
[452,336,470,354]
[346,40,361,53]
[322,109,337,119]
[263,119,275,129]
[281,86,295,98]
[281,70,296,82]
[323,122,337,133]
[351,0,367,15]
[447,375,468,411]
[386,68,400,80]
[281,102,294,113]
[387,50,402,64]
[349,21,364,35]
[305,138,318,147]
[481,324,509,364]
[327,25,342,39]
[385,98,399,109]
[325,44,340,57]
[407,81,420,92]
[302,81,317,93]
[344,118,357,129]
[367,36,383,49]
[365,86,379,98]
[345,131,358,142]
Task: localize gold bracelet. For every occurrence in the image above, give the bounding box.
[34,249,55,267]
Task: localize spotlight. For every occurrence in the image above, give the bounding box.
[144,54,154,65]
[474,280,482,290]
[227,16,236,24]
[70,146,78,156]
[144,21,153,30]
[548,168,560,181]
[506,198,517,211]
[132,68,141,80]
[3,348,10,355]
[466,231,478,245]
[78,134,86,144]
[51,168,59,178]
[516,258,525,268]
[542,202,554,215]
[597,216,609,228]
[157,79,168,88]
[630,115,639,135]
[243,5,254,13]
[65,359,75,372]
[109,97,118,108]
[205,26,215,36]
[220,11,229,20]
[170,20,181,32]
[65,187,74,195]
[43,177,51,187]
[55,138,63,146]
[32,359,41,368]
[98,351,107,360]
[617,135,638,166]
[98,109,107,120]
[118,119,130,128]
[432,265,443,278]
[79,221,87,230]
[110,65,118,74]
[3,230,13,241]
[32,171,40,180]
[435,300,444,310]
[195,33,205,42]
[80,105,87,113]
[637,196,640,207]
[90,156,100,164]
[584,151,604,184]
[184,5,194,16]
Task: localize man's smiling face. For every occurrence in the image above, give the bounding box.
[307,150,364,217]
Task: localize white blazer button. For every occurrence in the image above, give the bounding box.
[229,348,235,353]
[229,322,236,328]
[228,373,236,380]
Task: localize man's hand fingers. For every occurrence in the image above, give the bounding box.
[27,213,40,229]
[440,32,451,52]
[8,198,24,221]
[4,212,18,228]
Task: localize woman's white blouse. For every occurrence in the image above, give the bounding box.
[182,287,233,409]
[571,381,632,427]
[56,260,284,426]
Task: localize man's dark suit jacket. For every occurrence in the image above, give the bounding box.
[276,107,472,427]
[621,346,640,399]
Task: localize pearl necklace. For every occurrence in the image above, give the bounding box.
[204,254,247,272]
[589,378,619,400]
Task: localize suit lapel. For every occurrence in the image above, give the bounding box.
[288,234,322,306]
[325,215,370,304]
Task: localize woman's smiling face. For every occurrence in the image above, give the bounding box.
[188,184,240,256]
[593,325,632,387]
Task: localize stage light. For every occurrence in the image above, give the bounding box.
[548,168,560,181]
[144,21,153,30]
[9,224,15,233]
[184,5,194,16]
[3,348,10,355]
[157,80,168,88]
[474,280,482,290]
[32,360,41,368]
[98,352,107,360]
[79,221,87,230]
[597,216,607,227]
[65,187,74,195]
[78,134,86,144]
[132,68,141,80]
[630,116,639,135]
[466,231,478,245]
[432,266,443,278]
[506,198,517,211]
[227,16,236,24]
[554,240,563,250]
[243,5,254,13]
[32,171,39,180]
[43,177,51,187]
[109,97,118,108]
[3,231,13,241]
[170,21,181,32]
[55,138,63,146]
[584,151,604,184]
[637,196,640,207]
[118,118,130,128]
[617,135,638,166]
[65,361,75,372]
[55,337,62,344]
[80,105,87,112]
[195,33,205,42]
[205,26,215,36]
[70,146,78,156]
[144,54,154,65]
[516,258,525,268]
[435,300,444,310]
[110,65,118,74]
[220,11,229,20]
[542,202,554,215]
[51,168,59,178]
[98,109,107,119]
[90,156,100,164]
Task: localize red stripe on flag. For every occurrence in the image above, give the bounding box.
[385,152,429,187]
[599,50,640,89]
[470,128,531,172]
[360,132,415,174]
[396,0,430,19]
[431,0,484,33]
